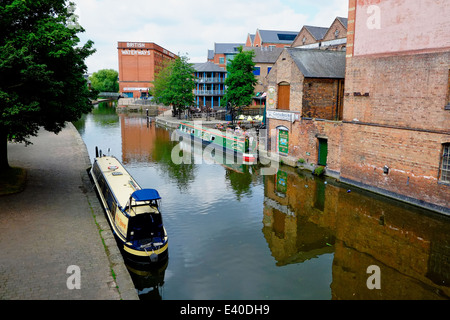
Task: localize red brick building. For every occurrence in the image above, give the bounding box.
[341,0,450,215]
[207,43,244,70]
[246,29,299,48]
[266,48,346,175]
[291,17,348,51]
[117,42,177,98]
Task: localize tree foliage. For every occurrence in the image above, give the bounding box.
[89,69,119,93]
[0,0,95,169]
[150,59,172,104]
[151,55,196,117]
[223,47,257,111]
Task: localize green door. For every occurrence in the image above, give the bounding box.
[278,130,289,154]
[318,138,328,166]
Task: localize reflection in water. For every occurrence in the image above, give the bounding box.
[73,101,122,160]
[264,166,450,299]
[75,108,450,300]
[263,169,336,268]
[126,260,168,300]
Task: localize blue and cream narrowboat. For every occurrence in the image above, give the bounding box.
[90,153,168,265]
[176,121,258,163]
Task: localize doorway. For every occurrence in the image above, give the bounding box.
[318,138,328,166]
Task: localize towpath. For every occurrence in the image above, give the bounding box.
[0,124,138,300]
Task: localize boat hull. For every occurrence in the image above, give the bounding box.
[90,156,168,266]
[175,122,257,164]
[121,240,169,266]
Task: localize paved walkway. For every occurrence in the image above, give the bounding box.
[0,124,138,300]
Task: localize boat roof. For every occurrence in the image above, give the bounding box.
[179,121,247,140]
[94,156,140,209]
[131,189,161,202]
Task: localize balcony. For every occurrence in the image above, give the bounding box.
[195,77,225,84]
[195,89,225,96]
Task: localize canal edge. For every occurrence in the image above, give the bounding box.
[69,122,139,300]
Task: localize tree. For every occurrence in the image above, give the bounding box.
[151,55,196,118]
[0,0,95,170]
[89,69,119,93]
[222,47,257,123]
[150,59,172,104]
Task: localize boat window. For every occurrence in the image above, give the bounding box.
[127,212,164,242]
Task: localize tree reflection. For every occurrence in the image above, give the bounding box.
[225,166,252,201]
[152,128,196,191]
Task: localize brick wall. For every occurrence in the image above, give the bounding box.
[267,48,344,174]
[341,123,450,209]
[291,28,319,47]
[322,18,347,42]
[344,52,450,131]
[292,119,343,174]
[118,42,177,97]
[266,49,304,112]
[302,78,344,120]
[341,0,450,214]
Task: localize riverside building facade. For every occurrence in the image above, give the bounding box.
[117,42,177,98]
[341,0,450,215]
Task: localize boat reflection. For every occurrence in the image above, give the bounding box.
[263,166,450,299]
[125,260,168,300]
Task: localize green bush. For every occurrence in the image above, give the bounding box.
[313,166,325,176]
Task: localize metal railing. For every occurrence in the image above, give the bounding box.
[195,77,225,84]
[195,90,224,96]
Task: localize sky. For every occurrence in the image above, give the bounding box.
[72,0,349,74]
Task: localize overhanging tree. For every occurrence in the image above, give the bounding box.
[0,0,95,170]
[222,47,257,124]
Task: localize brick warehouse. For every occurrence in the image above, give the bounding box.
[117,42,177,98]
[266,48,346,177]
[340,0,450,215]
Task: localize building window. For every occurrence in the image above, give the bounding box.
[268,67,272,75]
[440,144,450,183]
[219,57,225,64]
[334,29,340,39]
[277,82,290,110]
[253,67,260,76]
[446,70,450,110]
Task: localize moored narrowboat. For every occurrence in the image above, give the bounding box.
[176,121,258,163]
[90,153,168,265]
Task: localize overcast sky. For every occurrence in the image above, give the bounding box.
[72,0,348,74]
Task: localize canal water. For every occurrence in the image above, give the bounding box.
[74,102,450,300]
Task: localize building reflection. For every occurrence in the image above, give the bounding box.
[117,115,450,299]
[263,165,450,299]
[121,114,156,164]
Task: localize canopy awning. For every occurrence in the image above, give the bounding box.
[131,189,161,202]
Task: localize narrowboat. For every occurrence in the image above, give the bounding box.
[176,121,258,163]
[90,152,168,265]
